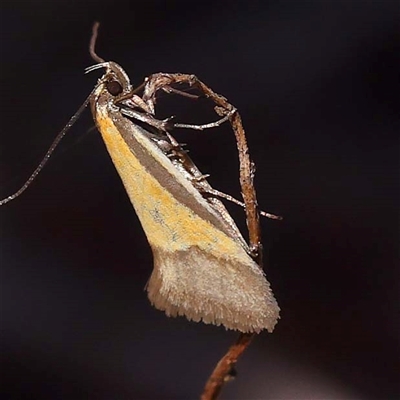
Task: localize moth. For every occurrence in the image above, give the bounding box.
[1,24,280,333]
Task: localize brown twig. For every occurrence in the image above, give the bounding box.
[200,333,255,400]
[142,73,262,399]
[201,109,260,400]
[200,102,261,400]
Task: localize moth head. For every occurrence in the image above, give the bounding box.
[85,61,133,102]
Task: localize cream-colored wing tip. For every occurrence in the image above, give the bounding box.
[148,282,280,333]
[146,252,280,333]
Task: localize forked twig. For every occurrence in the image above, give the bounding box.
[142,73,263,399]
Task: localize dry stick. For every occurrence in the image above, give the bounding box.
[201,111,260,400]
[143,73,262,400]
[201,333,255,400]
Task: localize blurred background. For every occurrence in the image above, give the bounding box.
[1,1,398,399]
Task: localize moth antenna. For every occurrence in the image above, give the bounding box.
[0,90,94,206]
[89,21,105,63]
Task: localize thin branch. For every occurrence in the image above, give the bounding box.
[142,73,264,399]
[201,109,260,400]
[200,333,255,400]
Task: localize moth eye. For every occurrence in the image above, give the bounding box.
[106,80,123,96]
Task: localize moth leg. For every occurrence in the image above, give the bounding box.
[173,109,236,131]
[191,174,210,181]
[119,107,174,132]
[122,94,154,115]
[142,73,234,119]
[161,85,200,100]
[200,186,282,221]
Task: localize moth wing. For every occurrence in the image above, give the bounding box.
[94,93,280,333]
[147,245,280,333]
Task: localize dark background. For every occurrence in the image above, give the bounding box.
[1,1,398,399]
